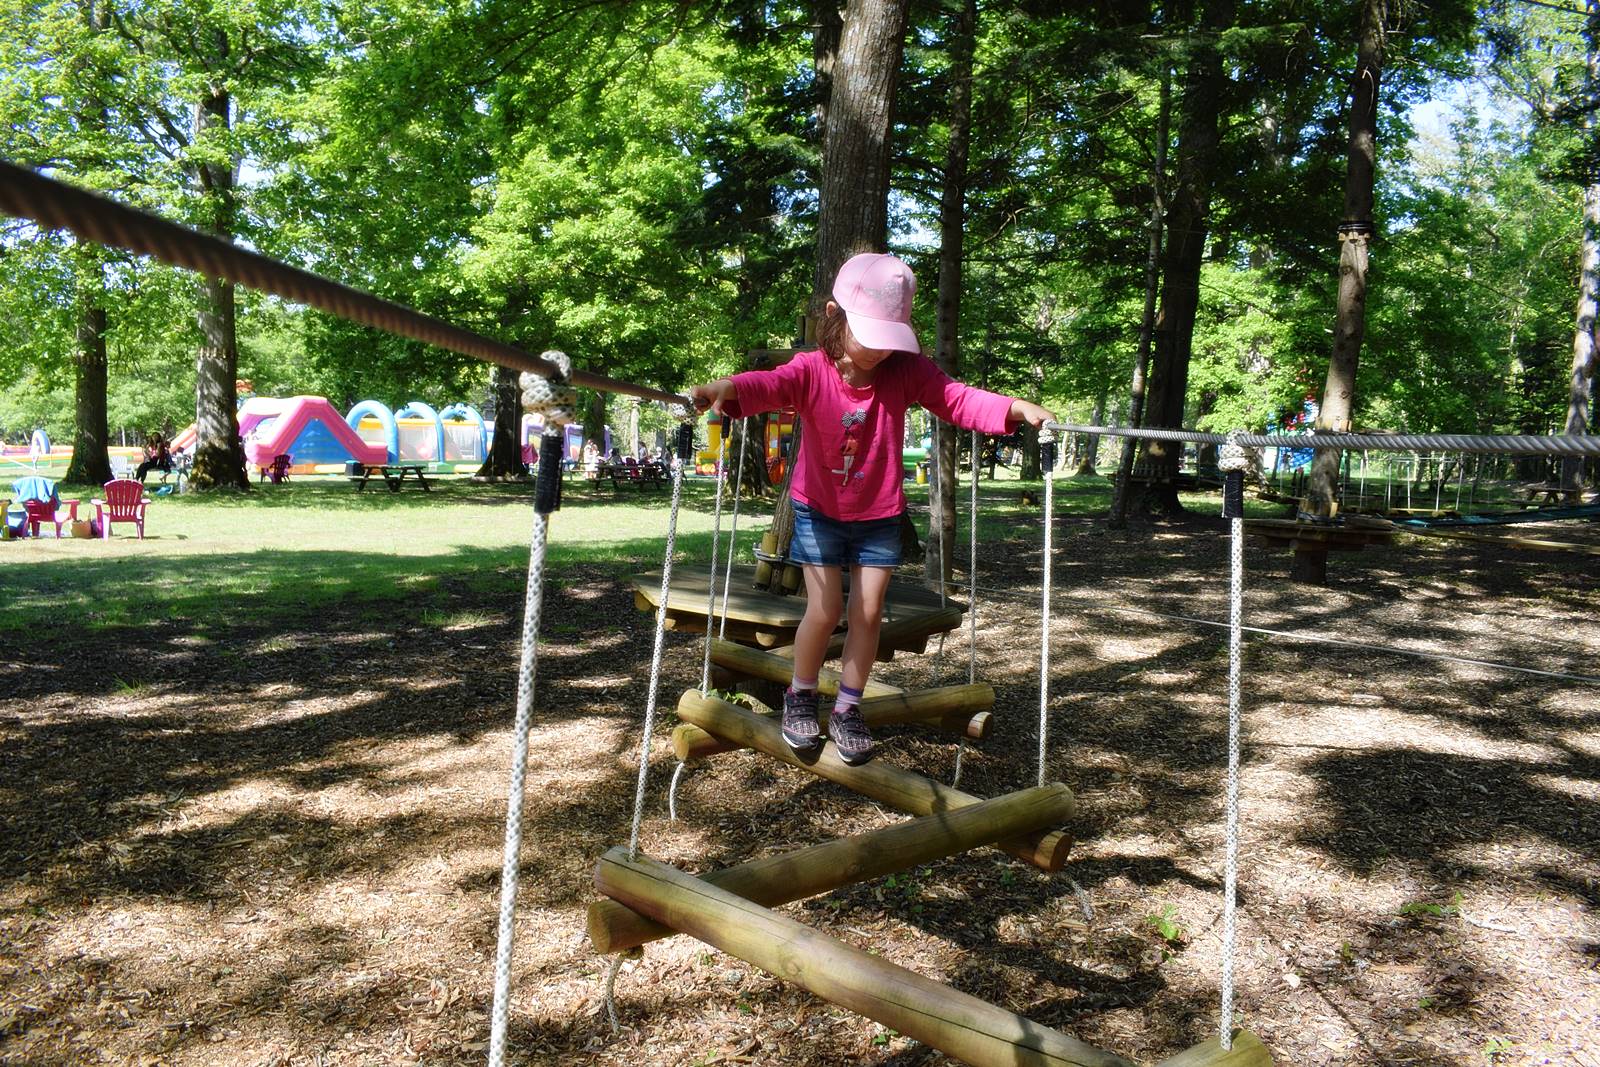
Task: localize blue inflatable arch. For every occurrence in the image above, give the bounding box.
[396,401,445,463]
[440,403,488,459]
[345,400,398,463]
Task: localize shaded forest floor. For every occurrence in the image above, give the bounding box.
[3,480,1598,1066]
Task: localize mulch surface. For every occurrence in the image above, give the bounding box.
[3,500,1598,1066]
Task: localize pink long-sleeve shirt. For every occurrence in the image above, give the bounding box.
[726,349,1020,522]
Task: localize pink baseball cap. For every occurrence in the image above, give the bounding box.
[832,253,921,353]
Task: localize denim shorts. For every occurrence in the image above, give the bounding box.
[788,500,903,568]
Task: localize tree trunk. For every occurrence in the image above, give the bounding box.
[1562,9,1600,498]
[926,0,975,593]
[1075,388,1107,477]
[1562,181,1597,497]
[476,363,528,480]
[773,0,909,559]
[189,76,249,491]
[65,245,113,487]
[1110,66,1170,528]
[809,0,909,306]
[1139,0,1233,516]
[1306,0,1386,522]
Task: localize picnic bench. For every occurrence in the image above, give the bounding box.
[351,464,433,492]
[604,459,667,490]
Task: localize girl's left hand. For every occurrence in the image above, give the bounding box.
[1010,400,1055,430]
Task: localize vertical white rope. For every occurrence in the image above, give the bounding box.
[952,430,981,789]
[933,423,950,657]
[603,953,625,1034]
[487,509,554,1067]
[718,420,750,640]
[700,434,728,693]
[1219,470,1246,1049]
[1038,432,1057,788]
[628,446,689,859]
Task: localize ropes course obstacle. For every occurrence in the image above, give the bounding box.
[11,161,1597,1067]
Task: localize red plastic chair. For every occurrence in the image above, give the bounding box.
[92,479,148,539]
[260,453,292,484]
[22,496,79,538]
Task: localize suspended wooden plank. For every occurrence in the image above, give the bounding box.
[676,690,1072,871]
[672,683,994,761]
[587,783,1073,954]
[633,566,962,653]
[709,638,902,697]
[1152,1032,1274,1066]
[595,849,1136,1067]
[1403,526,1600,556]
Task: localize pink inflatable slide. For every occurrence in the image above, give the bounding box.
[239,397,387,470]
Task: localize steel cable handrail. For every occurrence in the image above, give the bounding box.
[1045,421,1600,456]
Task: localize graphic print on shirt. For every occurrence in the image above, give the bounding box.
[832,408,867,486]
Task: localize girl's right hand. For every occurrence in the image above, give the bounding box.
[688,379,735,414]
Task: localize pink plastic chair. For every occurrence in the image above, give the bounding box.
[92,479,148,539]
[22,496,79,538]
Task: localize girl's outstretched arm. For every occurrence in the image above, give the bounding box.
[1009,399,1055,429]
[688,378,737,415]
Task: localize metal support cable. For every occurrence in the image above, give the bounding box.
[628,448,689,858]
[700,435,728,694]
[1038,432,1058,788]
[717,422,751,640]
[1042,420,1600,457]
[0,160,688,407]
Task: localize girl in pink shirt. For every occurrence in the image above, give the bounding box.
[690,253,1052,764]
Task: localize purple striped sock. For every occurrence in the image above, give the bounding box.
[836,684,863,710]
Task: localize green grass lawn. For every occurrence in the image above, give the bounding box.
[1,468,1253,636]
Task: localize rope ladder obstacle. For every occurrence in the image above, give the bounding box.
[10,162,1599,1067]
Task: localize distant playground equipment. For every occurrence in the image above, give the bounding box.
[696,409,795,481]
[520,414,606,467]
[346,399,488,467]
[240,396,387,474]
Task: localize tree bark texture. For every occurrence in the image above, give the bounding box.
[1110,66,1170,527]
[476,364,528,480]
[189,76,249,491]
[1075,389,1107,477]
[809,0,909,308]
[927,0,976,591]
[774,0,909,561]
[1563,180,1598,496]
[1306,0,1385,520]
[1140,0,1233,515]
[65,248,113,487]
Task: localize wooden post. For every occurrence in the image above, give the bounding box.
[588,783,1074,953]
[676,690,1073,870]
[673,684,994,761]
[594,849,1136,1067]
[711,638,901,697]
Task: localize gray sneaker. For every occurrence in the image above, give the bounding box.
[781,687,822,751]
[827,702,875,765]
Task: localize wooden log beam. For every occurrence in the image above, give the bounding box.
[588,783,1074,954]
[673,684,994,762]
[594,848,1135,1067]
[1152,1032,1274,1066]
[710,638,902,697]
[676,690,1072,871]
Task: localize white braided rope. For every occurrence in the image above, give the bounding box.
[1218,436,1249,1048]
[699,433,728,693]
[628,446,690,858]
[667,759,689,822]
[718,420,751,640]
[952,429,980,789]
[1038,430,1057,788]
[930,422,950,657]
[487,488,558,1067]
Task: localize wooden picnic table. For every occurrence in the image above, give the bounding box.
[352,464,433,492]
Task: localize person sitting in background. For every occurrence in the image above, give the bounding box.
[135,432,172,483]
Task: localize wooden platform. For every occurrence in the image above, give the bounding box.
[633,565,964,649]
[1244,516,1397,552]
[1402,525,1600,556]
